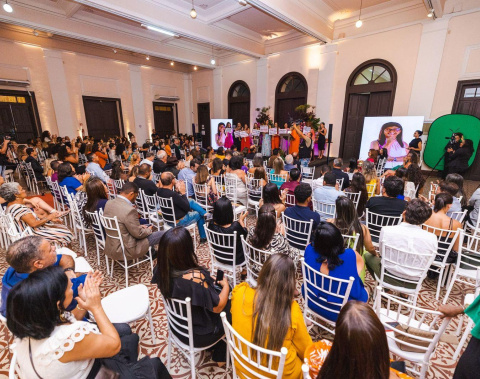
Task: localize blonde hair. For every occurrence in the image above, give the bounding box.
[363,161,377,182]
[273,157,284,175]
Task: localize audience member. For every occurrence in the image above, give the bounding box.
[25,147,45,182]
[152,227,229,363]
[231,254,312,377]
[164,156,180,178]
[211,157,225,177]
[83,177,109,226]
[172,138,182,160]
[157,172,207,243]
[110,160,128,181]
[225,155,248,206]
[302,221,367,321]
[103,182,164,260]
[437,181,461,217]
[153,150,167,174]
[133,163,159,196]
[331,158,349,190]
[58,162,89,195]
[284,154,296,171]
[207,197,248,267]
[269,157,289,188]
[364,199,436,289]
[178,158,201,196]
[50,160,60,182]
[363,161,380,197]
[365,175,406,217]
[446,173,467,208]
[267,148,280,168]
[468,184,480,227]
[194,165,218,205]
[280,167,301,196]
[140,151,155,168]
[247,153,263,175]
[91,142,109,169]
[344,172,368,217]
[311,164,331,187]
[259,182,286,218]
[85,153,108,183]
[245,146,256,160]
[313,172,345,219]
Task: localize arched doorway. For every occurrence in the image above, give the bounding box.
[339,59,397,159]
[228,80,250,126]
[275,72,308,125]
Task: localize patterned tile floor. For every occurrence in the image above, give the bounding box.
[0,176,477,378]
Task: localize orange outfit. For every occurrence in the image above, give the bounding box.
[94,151,108,168]
[165,144,172,156]
[271,134,280,150]
[289,129,300,155]
[241,136,251,151]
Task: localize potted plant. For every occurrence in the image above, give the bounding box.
[255,106,274,127]
[295,104,321,131]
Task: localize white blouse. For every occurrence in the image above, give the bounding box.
[14,321,100,379]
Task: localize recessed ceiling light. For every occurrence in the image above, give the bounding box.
[141,24,178,37]
[170,61,174,66]
[193,66,198,71]
[238,0,248,5]
[113,49,117,54]
[3,0,13,13]
[146,56,150,60]
[210,59,216,65]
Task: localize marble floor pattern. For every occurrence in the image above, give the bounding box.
[0,177,477,378]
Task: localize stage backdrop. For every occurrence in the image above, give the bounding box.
[210,119,233,150]
[359,116,424,167]
[423,114,480,170]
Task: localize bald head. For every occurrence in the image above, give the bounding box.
[160,172,175,187]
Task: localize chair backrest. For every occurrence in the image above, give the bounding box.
[84,209,105,247]
[65,192,85,229]
[301,166,314,181]
[135,189,149,218]
[156,196,177,224]
[312,199,336,219]
[336,178,344,189]
[7,225,33,243]
[285,193,296,207]
[365,210,402,244]
[450,210,467,223]
[152,172,161,184]
[99,213,125,252]
[113,179,125,193]
[342,233,359,251]
[366,182,376,197]
[247,177,263,204]
[193,182,209,210]
[376,158,386,176]
[456,230,480,272]
[241,235,273,287]
[267,172,287,186]
[344,191,361,209]
[379,242,435,289]
[225,175,240,203]
[282,212,313,251]
[422,224,460,265]
[374,288,450,376]
[142,191,159,214]
[205,228,237,266]
[106,179,116,200]
[301,258,355,329]
[221,312,288,379]
[213,175,225,196]
[162,295,194,349]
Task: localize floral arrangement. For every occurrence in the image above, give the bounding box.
[295,104,321,131]
[255,106,274,127]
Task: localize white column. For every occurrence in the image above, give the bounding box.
[408,19,449,119]
[315,44,338,126]
[183,73,194,134]
[213,67,223,118]
[256,57,269,118]
[43,49,76,137]
[128,64,148,142]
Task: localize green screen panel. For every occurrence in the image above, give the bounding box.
[423,114,480,170]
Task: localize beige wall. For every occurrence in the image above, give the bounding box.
[191,69,214,125]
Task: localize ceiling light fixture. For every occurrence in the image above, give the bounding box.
[170,61,174,66]
[210,46,216,65]
[427,9,434,17]
[113,49,117,54]
[238,0,248,5]
[356,0,363,28]
[3,0,13,13]
[33,30,39,37]
[141,24,178,37]
[146,56,150,60]
[193,66,198,71]
[190,0,197,19]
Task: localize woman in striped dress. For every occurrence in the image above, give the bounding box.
[0,183,73,246]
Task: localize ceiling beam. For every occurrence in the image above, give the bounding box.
[73,0,265,57]
[246,0,333,43]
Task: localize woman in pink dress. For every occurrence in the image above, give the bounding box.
[224,121,234,149]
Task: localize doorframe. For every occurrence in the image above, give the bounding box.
[0,88,42,138]
[452,79,480,113]
[274,72,308,124]
[82,96,125,138]
[228,80,251,122]
[152,101,178,137]
[339,59,397,157]
[197,102,211,148]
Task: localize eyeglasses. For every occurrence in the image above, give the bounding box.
[385,128,401,133]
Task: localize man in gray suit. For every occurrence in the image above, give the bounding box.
[103,182,164,261]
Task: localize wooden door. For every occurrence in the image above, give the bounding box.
[452,80,480,180]
[0,103,14,138]
[83,97,123,140]
[228,101,249,127]
[276,97,306,126]
[197,103,210,148]
[367,91,392,116]
[342,94,369,160]
[153,102,175,139]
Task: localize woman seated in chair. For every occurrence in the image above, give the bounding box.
[258,182,286,218]
[83,178,109,228]
[327,196,376,282]
[247,166,268,205]
[207,196,248,268]
[247,204,293,258]
[314,301,409,379]
[269,157,289,188]
[58,162,90,195]
[225,155,247,206]
[109,160,129,181]
[1,182,73,246]
[231,254,312,378]
[7,267,169,379]
[152,227,230,364]
[247,153,264,175]
[302,221,367,322]
[344,172,368,217]
[194,165,218,206]
[210,157,225,177]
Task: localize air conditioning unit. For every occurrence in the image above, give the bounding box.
[154,95,180,102]
[0,79,30,88]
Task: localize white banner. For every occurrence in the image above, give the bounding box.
[269,128,277,135]
[260,125,269,132]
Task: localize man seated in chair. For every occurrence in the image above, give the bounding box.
[103,182,164,261]
[0,235,93,320]
[313,172,344,219]
[85,153,109,183]
[157,172,207,243]
[25,147,45,183]
[280,167,301,196]
[364,199,437,289]
[133,163,161,197]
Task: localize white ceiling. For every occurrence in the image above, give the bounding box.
[0,0,472,68]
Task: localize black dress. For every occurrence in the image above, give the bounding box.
[207,221,248,264]
[317,130,326,152]
[409,137,422,150]
[448,147,473,175]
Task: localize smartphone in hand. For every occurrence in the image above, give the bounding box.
[215,269,224,285]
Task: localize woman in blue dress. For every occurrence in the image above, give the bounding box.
[261,129,271,158]
[302,221,368,322]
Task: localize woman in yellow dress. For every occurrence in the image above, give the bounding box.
[231,254,312,378]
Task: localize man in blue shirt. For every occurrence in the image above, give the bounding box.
[85,153,108,183]
[178,158,201,197]
[313,172,345,219]
[285,183,320,250]
[0,235,94,319]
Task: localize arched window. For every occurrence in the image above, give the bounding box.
[228,80,250,127]
[340,59,397,159]
[275,72,308,126]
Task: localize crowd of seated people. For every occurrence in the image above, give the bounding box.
[2,129,480,379]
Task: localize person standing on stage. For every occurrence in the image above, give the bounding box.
[233,123,242,151]
[271,122,280,152]
[407,130,423,153]
[224,122,234,149]
[446,138,474,176]
[289,122,300,155]
[280,123,289,153]
[241,124,252,152]
[442,132,463,178]
[317,122,327,159]
[261,124,271,158]
[292,123,313,167]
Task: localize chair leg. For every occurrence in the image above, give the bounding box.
[167,337,172,371]
[110,260,114,277]
[190,351,196,379]
[443,273,457,305]
[147,304,157,344]
[453,319,474,360]
[104,254,110,276]
[82,231,88,257]
[96,242,101,267]
[435,269,443,300]
[125,264,129,288]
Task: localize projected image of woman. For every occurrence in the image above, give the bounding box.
[224,121,233,149]
[215,122,226,147]
[369,122,408,168]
